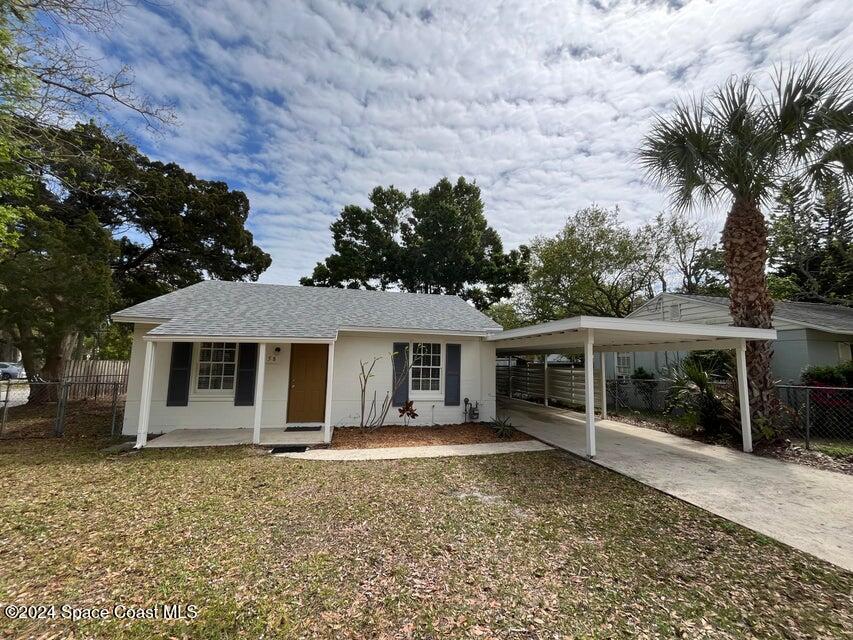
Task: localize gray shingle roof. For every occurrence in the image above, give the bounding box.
[113,281,502,338]
[675,294,853,334]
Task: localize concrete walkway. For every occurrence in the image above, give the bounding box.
[275,439,552,461]
[146,428,325,448]
[501,398,853,573]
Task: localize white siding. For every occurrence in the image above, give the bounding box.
[122,325,494,435]
[630,293,802,329]
[329,331,494,427]
[623,294,820,381]
[122,324,295,435]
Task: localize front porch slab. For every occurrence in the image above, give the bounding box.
[145,428,325,449]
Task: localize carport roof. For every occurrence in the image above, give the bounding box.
[488,316,776,355]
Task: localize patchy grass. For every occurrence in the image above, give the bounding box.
[0,438,851,639]
[806,437,853,460]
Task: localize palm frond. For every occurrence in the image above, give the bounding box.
[638,96,721,210]
[770,56,853,170]
[639,55,853,209]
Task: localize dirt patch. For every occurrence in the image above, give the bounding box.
[760,442,853,476]
[331,422,530,449]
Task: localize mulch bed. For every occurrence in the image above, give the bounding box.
[331,422,530,449]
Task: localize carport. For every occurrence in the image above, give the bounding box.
[488,316,776,457]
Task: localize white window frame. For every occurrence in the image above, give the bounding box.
[409,341,444,399]
[616,352,633,379]
[192,341,238,397]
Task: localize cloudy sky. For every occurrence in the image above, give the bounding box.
[85,0,853,284]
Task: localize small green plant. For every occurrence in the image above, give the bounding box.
[490,416,515,439]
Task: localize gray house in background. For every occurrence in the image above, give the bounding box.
[618,293,853,383]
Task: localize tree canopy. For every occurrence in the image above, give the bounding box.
[0,1,171,253]
[0,123,271,380]
[301,177,528,309]
[768,178,852,305]
[33,123,272,307]
[518,205,668,320]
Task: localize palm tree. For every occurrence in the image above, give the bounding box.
[639,58,852,425]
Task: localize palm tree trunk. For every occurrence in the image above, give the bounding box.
[721,197,778,426]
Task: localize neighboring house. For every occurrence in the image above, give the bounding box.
[621,293,853,383]
[114,281,502,441]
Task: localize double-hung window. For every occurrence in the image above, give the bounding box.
[616,352,633,379]
[197,342,237,391]
[410,342,442,393]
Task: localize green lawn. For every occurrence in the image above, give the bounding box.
[1,438,851,639]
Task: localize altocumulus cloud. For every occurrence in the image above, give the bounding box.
[82,0,853,284]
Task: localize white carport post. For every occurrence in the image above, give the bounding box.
[323,342,335,443]
[735,339,753,453]
[584,330,596,458]
[252,343,267,445]
[599,352,607,419]
[543,355,549,407]
[135,340,157,449]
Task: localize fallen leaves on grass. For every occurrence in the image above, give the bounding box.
[0,438,851,639]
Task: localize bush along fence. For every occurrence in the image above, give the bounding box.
[0,360,129,440]
[496,363,853,457]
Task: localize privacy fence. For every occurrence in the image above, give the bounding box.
[0,360,129,440]
[497,363,853,457]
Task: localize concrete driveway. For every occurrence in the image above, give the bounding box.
[500,398,853,573]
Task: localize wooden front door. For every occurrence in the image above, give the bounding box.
[287,344,329,423]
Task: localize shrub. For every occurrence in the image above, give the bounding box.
[630,367,654,380]
[665,360,731,437]
[681,350,733,378]
[801,363,849,387]
[490,416,515,439]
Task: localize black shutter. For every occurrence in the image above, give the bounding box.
[392,342,409,407]
[445,343,461,406]
[234,343,259,406]
[166,342,193,407]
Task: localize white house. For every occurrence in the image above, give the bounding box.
[115,281,776,455]
[620,293,853,382]
[115,281,502,447]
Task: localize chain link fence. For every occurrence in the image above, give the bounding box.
[0,378,126,440]
[496,364,853,457]
[777,385,853,457]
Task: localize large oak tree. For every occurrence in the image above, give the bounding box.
[301,177,528,310]
[0,123,271,384]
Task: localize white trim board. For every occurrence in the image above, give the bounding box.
[488,316,776,343]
